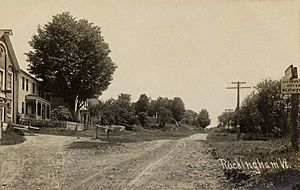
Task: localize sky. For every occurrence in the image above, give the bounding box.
[0,0,299,126]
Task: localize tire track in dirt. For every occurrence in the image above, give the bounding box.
[1,158,30,186]
[119,133,208,190]
[121,140,187,190]
[72,140,177,190]
[0,150,17,184]
[69,134,208,190]
[68,140,167,189]
[109,140,179,190]
[0,133,213,189]
[0,148,30,186]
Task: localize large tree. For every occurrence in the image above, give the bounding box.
[170,97,185,125]
[230,79,290,137]
[135,94,150,113]
[239,93,262,134]
[148,100,158,117]
[26,12,117,113]
[113,94,136,128]
[99,99,116,125]
[156,97,172,128]
[246,79,289,136]
[181,109,198,126]
[135,94,150,127]
[196,109,211,129]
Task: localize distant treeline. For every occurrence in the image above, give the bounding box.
[88,94,211,130]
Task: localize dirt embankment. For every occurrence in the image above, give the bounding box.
[0,133,230,190]
[207,128,300,190]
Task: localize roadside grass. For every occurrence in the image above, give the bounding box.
[35,127,99,137]
[35,124,205,143]
[207,127,300,189]
[67,141,124,150]
[97,127,202,143]
[1,129,26,145]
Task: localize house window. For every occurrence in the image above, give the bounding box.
[22,102,24,114]
[0,70,4,90]
[7,99,12,115]
[32,83,35,94]
[22,77,25,90]
[26,79,29,91]
[0,70,3,90]
[7,72,12,90]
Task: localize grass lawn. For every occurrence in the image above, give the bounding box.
[1,129,26,145]
[33,124,207,143]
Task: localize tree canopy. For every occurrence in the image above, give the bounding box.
[239,79,289,136]
[113,94,136,128]
[156,97,173,128]
[135,94,150,114]
[88,93,203,130]
[170,97,185,123]
[26,12,117,113]
[181,109,198,126]
[196,109,211,129]
[135,94,150,127]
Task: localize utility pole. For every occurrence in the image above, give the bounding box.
[281,65,299,151]
[227,81,251,140]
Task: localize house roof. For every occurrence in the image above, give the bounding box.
[0,29,20,73]
[87,98,101,106]
[20,69,42,83]
[0,29,13,36]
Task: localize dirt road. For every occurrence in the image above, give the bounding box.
[0,133,229,190]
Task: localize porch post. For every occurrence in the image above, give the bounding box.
[35,100,38,119]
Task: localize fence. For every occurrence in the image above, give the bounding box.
[20,118,85,131]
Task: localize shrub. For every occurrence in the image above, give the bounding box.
[50,106,73,121]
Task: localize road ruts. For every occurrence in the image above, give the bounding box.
[0,133,229,190]
[69,140,179,190]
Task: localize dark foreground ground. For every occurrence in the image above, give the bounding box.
[207,128,300,190]
[0,126,231,190]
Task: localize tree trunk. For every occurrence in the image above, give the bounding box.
[159,120,166,128]
[283,110,289,136]
[71,95,81,122]
[106,128,111,138]
[67,94,77,112]
[169,117,180,128]
[291,94,299,151]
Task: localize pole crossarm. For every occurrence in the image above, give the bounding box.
[232,81,246,84]
[227,87,251,89]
